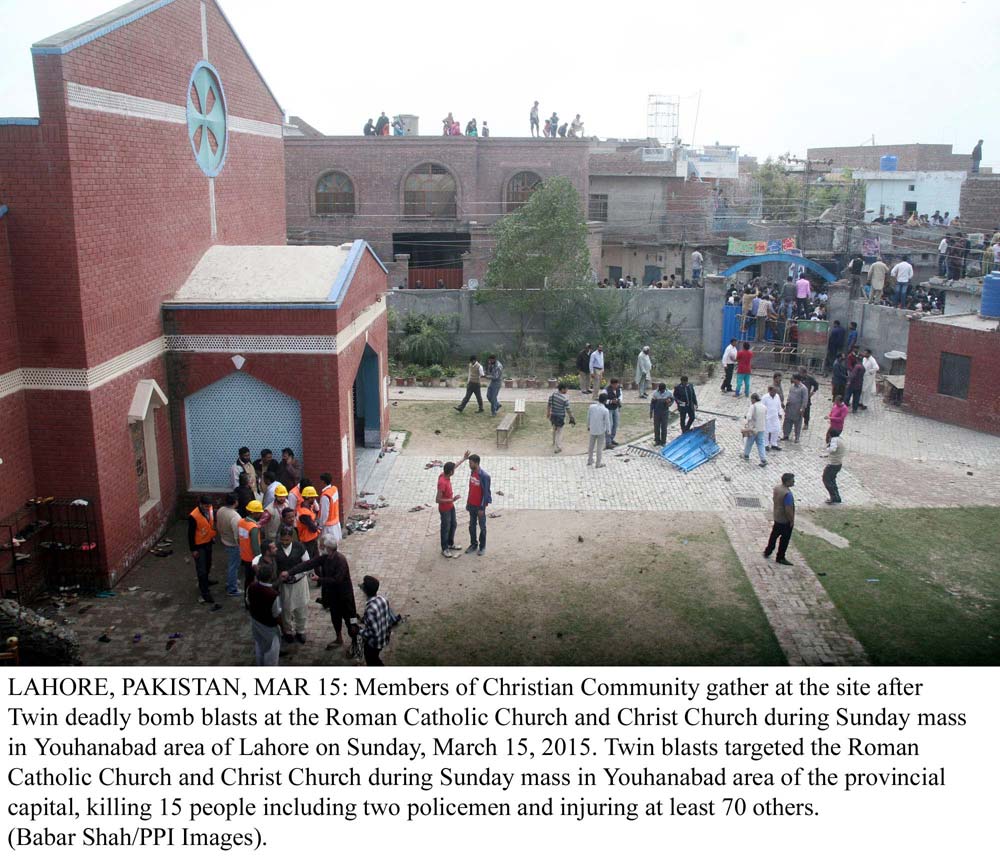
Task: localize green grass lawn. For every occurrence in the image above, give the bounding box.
[392,513,786,666]
[391,400,661,455]
[795,508,1000,666]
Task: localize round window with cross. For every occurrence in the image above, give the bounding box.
[186,61,228,177]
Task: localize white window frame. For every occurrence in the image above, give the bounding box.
[128,379,168,519]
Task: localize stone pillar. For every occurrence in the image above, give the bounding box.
[825,280,852,326]
[700,275,727,358]
[391,253,410,289]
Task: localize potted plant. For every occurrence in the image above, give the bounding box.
[504,377,514,389]
[548,378,558,388]
[427,364,445,387]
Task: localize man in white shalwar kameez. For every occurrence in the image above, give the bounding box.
[860,349,879,409]
[635,346,652,398]
[763,386,784,451]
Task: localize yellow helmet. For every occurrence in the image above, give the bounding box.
[273,484,289,497]
[301,486,319,498]
[246,500,264,513]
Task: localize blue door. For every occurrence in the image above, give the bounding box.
[185,372,302,490]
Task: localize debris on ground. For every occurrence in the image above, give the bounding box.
[127,586,140,592]
[355,500,388,510]
[509,466,517,471]
[578,535,584,543]
[865,578,880,583]
[408,505,426,513]
[487,513,502,519]
[424,459,444,469]
[132,634,142,643]
[346,517,376,534]
[168,632,183,639]
[359,491,374,497]
[496,490,505,496]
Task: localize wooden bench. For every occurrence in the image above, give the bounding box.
[496,413,518,448]
[513,399,526,426]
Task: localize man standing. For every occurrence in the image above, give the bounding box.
[318,473,342,543]
[763,473,796,566]
[485,354,504,416]
[846,321,859,353]
[231,447,257,495]
[742,393,768,467]
[763,385,784,451]
[860,349,879,410]
[587,393,612,468]
[780,275,796,317]
[546,383,575,454]
[260,472,278,511]
[673,375,697,433]
[691,249,704,284]
[455,355,485,413]
[216,493,242,598]
[795,274,812,318]
[274,524,311,645]
[589,344,605,400]
[604,378,623,449]
[972,139,983,174]
[464,454,491,555]
[732,341,753,398]
[938,236,949,277]
[635,346,652,398]
[821,435,846,504]
[358,575,400,666]
[254,448,279,484]
[826,320,846,372]
[845,358,866,414]
[276,448,301,491]
[721,338,738,393]
[247,558,282,666]
[847,254,864,298]
[650,383,674,447]
[260,482,290,543]
[576,343,592,394]
[238,500,264,592]
[797,365,820,429]
[188,495,220,610]
[890,256,914,308]
[782,375,808,444]
[868,257,889,304]
[296,485,322,557]
[436,456,465,557]
[831,352,848,401]
[530,101,540,136]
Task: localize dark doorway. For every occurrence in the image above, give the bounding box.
[394,232,470,289]
[352,344,382,448]
[643,264,662,285]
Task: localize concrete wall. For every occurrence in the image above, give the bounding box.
[389,287,707,354]
[960,175,1000,233]
[856,171,965,221]
[807,144,973,173]
[849,303,914,358]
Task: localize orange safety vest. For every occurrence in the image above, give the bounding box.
[189,507,217,545]
[238,518,259,562]
[321,485,340,527]
[289,485,301,508]
[297,505,319,543]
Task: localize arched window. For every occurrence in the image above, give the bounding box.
[506,171,542,212]
[315,171,355,215]
[404,163,457,218]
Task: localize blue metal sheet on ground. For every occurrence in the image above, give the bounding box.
[660,420,721,472]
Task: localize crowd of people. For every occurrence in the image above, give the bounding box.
[186,446,400,667]
[363,112,407,136]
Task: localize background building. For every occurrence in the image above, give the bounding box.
[283,126,598,289]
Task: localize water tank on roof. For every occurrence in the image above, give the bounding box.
[981,273,1000,318]
[879,155,898,172]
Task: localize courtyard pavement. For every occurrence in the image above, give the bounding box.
[52,371,1000,666]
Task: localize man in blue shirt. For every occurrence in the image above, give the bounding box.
[826,321,846,372]
[846,321,859,353]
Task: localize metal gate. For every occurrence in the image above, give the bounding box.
[185,372,302,490]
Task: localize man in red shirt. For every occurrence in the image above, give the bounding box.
[435,452,469,558]
[735,341,753,398]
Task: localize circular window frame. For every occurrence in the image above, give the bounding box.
[186,60,229,178]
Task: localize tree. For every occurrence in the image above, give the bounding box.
[755,158,802,220]
[479,177,592,348]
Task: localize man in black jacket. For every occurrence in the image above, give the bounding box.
[673,376,698,433]
[576,344,592,394]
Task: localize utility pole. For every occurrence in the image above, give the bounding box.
[779,154,833,250]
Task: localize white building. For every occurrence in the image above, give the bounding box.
[854,170,966,221]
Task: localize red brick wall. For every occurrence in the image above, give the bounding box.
[905,319,1000,435]
[959,176,1000,234]
[284,137,591,267]
[807,144,972,173]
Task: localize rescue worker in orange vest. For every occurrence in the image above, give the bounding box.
[188,495,221,610]
[319,472,342,542]
[296,486,321,555]
[239,500,264,594]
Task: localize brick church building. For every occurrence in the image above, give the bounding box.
[0,0,389,597]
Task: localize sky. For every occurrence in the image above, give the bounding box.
[1,0,998,166]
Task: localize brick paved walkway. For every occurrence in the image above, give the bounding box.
[722,513,869,666]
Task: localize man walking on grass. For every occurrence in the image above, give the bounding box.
[587,393,612,468]
[485,354,504,416]
[464,453,492,556]
[455,355,485,413]
[821,434,846,504]
[650,383,674,446]
[589,344,605,399]
[763,473,795,566]
[546,383,575,453]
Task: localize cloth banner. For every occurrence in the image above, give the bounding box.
[728,237,797,256]
[862,237,881,257]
